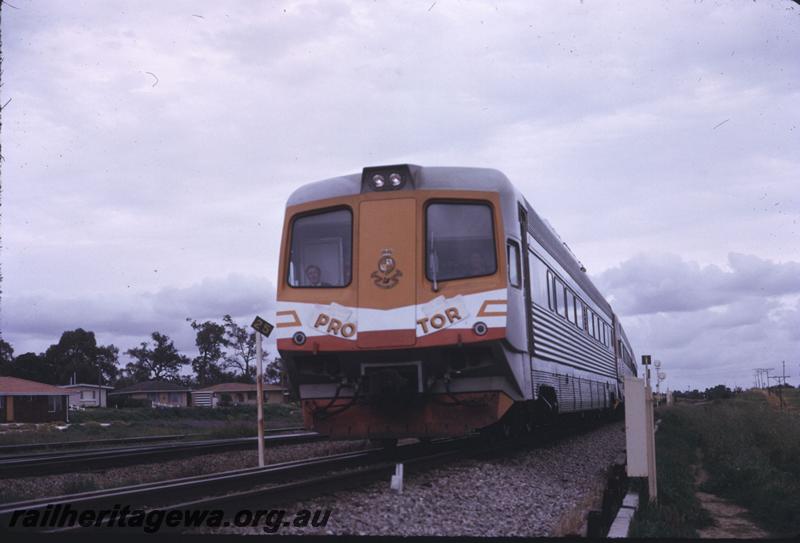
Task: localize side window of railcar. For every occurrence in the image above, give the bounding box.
[566,290,575,322]
[507,241,521,288]
[546,270,555,310]
[426,202,497,282]
[288,207,353,288]
[576,300,584,330]
[532,255,549,306]
[554,278,566,318]
[589,311,596,338]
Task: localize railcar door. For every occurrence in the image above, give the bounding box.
[357,198,417,348]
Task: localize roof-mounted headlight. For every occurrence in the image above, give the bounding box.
[361,164,416,193]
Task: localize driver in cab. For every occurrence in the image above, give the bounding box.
[305,264,331,287]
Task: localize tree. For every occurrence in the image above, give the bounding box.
[222,315,257,382]
[264,356,284,385]
[42,329,119,385]
[2,352,52,383]
[125,332,187,381]
[704,384,733,400]
[188,319,232,386]
[0,338,13,371]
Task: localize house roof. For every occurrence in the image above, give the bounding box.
[193,382,287,393]
[0,376,71,396]
[109,381,191,395]
[59,384,115,390]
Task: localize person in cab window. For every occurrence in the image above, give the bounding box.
[305,264,330,287]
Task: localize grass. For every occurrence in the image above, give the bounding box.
[767,387,800,412]
[628,408,712,538]
[692,392,800,536]
[786,388,800,410]
[0,404,304,446]
[69,404,300,423]
[630,391,800,537]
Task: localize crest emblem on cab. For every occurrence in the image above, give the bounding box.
[371,249,403,289]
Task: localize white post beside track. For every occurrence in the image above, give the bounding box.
[390,463,404,493]
[645,381,657,502]
[624,376,657,503]
[256,331,265,468]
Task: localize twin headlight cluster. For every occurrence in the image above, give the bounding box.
[361,164,413,192]
[371,172,403,189]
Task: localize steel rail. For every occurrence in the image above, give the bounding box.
[0,432,322,477]
[0,438,476,532]
[0,426,305,455]
[2,419,616,533]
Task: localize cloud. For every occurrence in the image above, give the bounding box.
[148,274,274,321]
[594,253,800,390]
[594,253,800,316]
[2,274,275,357]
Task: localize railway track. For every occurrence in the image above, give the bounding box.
[0,431,322,478]
[1,419,616,534]
[0,426,305,454]
[0,436,481,533]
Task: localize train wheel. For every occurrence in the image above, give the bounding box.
[481,420,511,442]
[523,419,534,436]
[500,420,513,439]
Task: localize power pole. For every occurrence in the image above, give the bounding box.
[764,368,775,394]
[755,368,768,389]
[780,361,790,411]
[768,375,785,410]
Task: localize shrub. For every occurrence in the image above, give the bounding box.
[108,396,151,409]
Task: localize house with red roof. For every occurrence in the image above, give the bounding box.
[0,376,70,423]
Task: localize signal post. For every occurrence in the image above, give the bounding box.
[251,316,275,468]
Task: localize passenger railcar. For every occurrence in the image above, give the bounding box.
[276,165,637,439]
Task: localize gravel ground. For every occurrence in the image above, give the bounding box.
[225,421,626,537]
[0,439,370,504]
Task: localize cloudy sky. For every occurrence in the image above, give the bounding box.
[2,0,798,391]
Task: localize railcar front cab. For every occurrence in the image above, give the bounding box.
[276,165,520,438]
